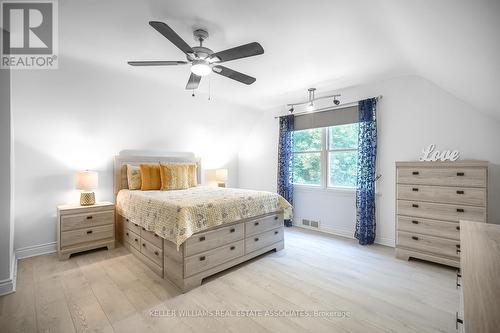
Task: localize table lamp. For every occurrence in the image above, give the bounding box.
[215,169,228,188]
[76,171,98,206]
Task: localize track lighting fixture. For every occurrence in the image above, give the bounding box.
[286,89,346,113]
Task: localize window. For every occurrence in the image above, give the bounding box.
[292,128,322,185]
[292,123,358,188]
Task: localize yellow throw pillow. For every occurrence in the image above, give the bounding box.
[160,163,190,190]
[126,164,141,190]
[188,164,198,187]
[140,164,161,191]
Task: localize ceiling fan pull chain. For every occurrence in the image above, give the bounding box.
[192,89,195,97]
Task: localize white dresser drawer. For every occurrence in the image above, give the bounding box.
[397,200,486,223]
[140,238,163,266]
[61,224,114,248]
[397,216,460,240]
[245,227,283,254]
[184,240,244,277]
[125,218,142,235]
[185,222,244,257]
[124,229,141,251]
[397,184,486,206]
[397,167,486,187]
[140,227,163,248]
[61,211,114,231]
[397,231,460,258]
[245,214,283,236]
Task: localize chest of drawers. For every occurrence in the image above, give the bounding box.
[57,202,115,260]
[395,161,488,267]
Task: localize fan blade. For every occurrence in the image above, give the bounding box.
[186,73,201,90]
[209,42,264,63]
[149,21,194,55]
[212,65,256,85]
[128,61,188,66]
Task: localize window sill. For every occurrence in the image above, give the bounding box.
[293,185,381,196]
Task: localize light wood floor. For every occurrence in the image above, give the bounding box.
[0,228,459,333]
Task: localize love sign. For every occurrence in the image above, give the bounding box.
[419,144,460,162]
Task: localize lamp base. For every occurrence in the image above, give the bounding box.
[80,192,96,206]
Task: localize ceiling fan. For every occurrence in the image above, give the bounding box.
[128,21,264,90]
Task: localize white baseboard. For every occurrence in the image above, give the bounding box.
[0,253,17,296]
[293,222,395,247]
[0,242,57,296]
[15,241,57,260]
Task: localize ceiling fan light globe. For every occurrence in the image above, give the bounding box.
[191,60,212,76]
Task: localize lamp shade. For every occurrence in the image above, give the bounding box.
[76,171,98,190]
[215,169,228,182]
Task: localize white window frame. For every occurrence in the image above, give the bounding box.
[292,124,358,191]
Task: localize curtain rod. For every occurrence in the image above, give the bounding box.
[274,95,383,119]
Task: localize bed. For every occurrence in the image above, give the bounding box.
[114,153,291,292]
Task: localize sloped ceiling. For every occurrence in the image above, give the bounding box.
[61,0,500,116]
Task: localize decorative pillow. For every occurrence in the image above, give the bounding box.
[140,163,161,190]
[126,164,141,190]
[187,164,198,188]
[160,163,190,190]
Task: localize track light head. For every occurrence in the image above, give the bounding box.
[333,94,341,105]
[288,106,294,114]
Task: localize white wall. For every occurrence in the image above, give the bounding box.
[0,65,15,293]
[239,75,500,246]
[11,55,260,251]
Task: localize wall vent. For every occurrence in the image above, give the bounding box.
[302,219,310,226]
[310,220,320,228]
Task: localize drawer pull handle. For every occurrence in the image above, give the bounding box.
[86,216,93,220]
[456,249,461,254]
[126,232,129,236]
[134,238,138,242]
[86,230,93,234]
[229,228,235,233]
[254,222,260,226]
[142,243,146,247]
[412,204,419,208]
[457,172,465,176]
[412,188,419,192]
[142,227,146,231]
[230,246,235,250]
[199,236,206,242]
[199,256,206,261]
[411,236,419,241]
[456,190,464,195]
[411,220,419,224]
[456,244,460,249]
[126,218,129,222]
[456,226,460,231]
[412,171,419,175]
[134,223,139,227]
[456,312,463,329]
[456,208,464,213]
[154,251,159,256]
[154,234,159,238]
[274,216,278,220]
[254,237,259,242]
[274,230,279,235]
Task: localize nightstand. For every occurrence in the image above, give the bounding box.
[57,201,115,260]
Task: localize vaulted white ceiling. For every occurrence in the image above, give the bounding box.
[62,0,500,116]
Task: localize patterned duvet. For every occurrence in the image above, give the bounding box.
[116,186,292,248]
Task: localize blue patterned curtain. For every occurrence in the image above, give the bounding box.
[354,98,377,245]
[277,115,294,227]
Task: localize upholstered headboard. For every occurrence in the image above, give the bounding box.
[113,151,202,195]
